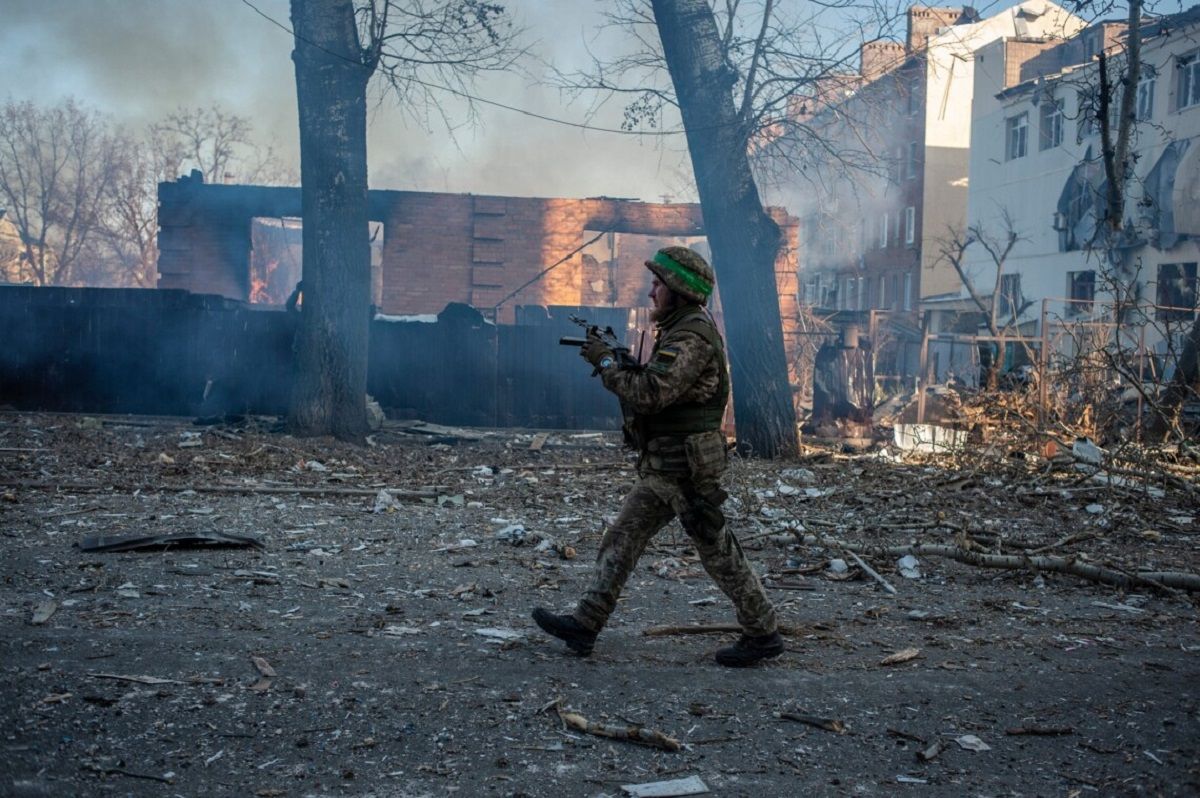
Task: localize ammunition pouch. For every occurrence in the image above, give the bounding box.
[643,435,689,474]
[684,429,728,481]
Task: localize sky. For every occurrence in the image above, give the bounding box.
[0,0,699,202]
[0,0,1130,206]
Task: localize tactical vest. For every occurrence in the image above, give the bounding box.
[639,307,730,441]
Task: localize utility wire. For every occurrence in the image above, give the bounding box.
[240,0,688,137]
[490,228,612,311]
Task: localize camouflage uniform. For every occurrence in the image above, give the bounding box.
[573,305,778,637]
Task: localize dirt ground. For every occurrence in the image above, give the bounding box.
[2,411,1198,798]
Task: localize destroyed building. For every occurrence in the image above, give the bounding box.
[0,176,802,428]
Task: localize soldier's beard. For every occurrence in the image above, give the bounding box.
[651,293,683,323]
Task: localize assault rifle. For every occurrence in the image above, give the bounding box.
[558,314,640,371]
[559,314,643,448]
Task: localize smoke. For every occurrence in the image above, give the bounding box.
[0,0,692,201]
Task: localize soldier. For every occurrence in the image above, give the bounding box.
[532,246,783,667]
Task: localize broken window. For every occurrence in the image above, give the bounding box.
[1156,262,1197,321]
[249,218,384,307]
[1066,270,1096,316]
[249,217,303,305]
[1056,147,1107,252]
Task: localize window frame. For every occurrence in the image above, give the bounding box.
[1039,98,1064,150]
[904,206,916,245]
[1136,71,1156,120]
[879,212,889,249]
[1076,89,1097,141]
[1006,112,1029,160]
[999,273,1023,319]
[1179,52,1200,111]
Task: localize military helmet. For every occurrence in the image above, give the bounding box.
[645,246,715,304]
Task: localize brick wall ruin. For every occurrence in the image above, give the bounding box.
[157,176,802,391]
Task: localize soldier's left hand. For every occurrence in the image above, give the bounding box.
[581,334,614,368]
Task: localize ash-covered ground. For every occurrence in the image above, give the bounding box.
[1,412,1197,797]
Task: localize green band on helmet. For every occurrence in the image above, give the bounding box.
[652,251,712,297]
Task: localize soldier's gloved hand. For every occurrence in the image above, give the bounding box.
[581,333,615,369]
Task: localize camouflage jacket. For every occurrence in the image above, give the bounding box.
[600,305,724,416]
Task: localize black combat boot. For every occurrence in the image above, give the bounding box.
[531,608,598,656]
[714,631,785,667]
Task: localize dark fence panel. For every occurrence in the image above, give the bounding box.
[0,286,624,429]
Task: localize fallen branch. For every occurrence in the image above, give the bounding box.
[557,707,681,752]
[804,536,1200,593]
[846,551,898,595]
[776,711,847,734]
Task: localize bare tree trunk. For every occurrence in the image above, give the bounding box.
[288,0,373,443]
[649,0,798,458]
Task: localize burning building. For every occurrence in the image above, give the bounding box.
[157,172,799,328]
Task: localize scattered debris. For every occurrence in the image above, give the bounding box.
[1005,725,1074,736]
[621,775,709,797]
[86,673,183,685]
[955,734,992,752]
[373,489,401,513]
[251,656,276,678]
[918,741,943,762]
[473,627,523,642]
[879,648,921,666]
[894,423,966,453]
[30,600,58,625]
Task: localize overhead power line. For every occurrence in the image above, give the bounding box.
[239,0,687,137]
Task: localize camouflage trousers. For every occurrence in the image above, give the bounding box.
[574,471,778,637]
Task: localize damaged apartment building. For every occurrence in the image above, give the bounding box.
[794,2,1086,385]
[960,5,1200,379]
[796,1,1200,394]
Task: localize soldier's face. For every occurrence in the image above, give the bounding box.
[649,276,674,319]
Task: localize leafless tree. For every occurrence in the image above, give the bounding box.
[288,0,523,442]
[936,213,1033,390]
[149,105,296,186]
[0,98,122,286]
[92,107,294,290]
